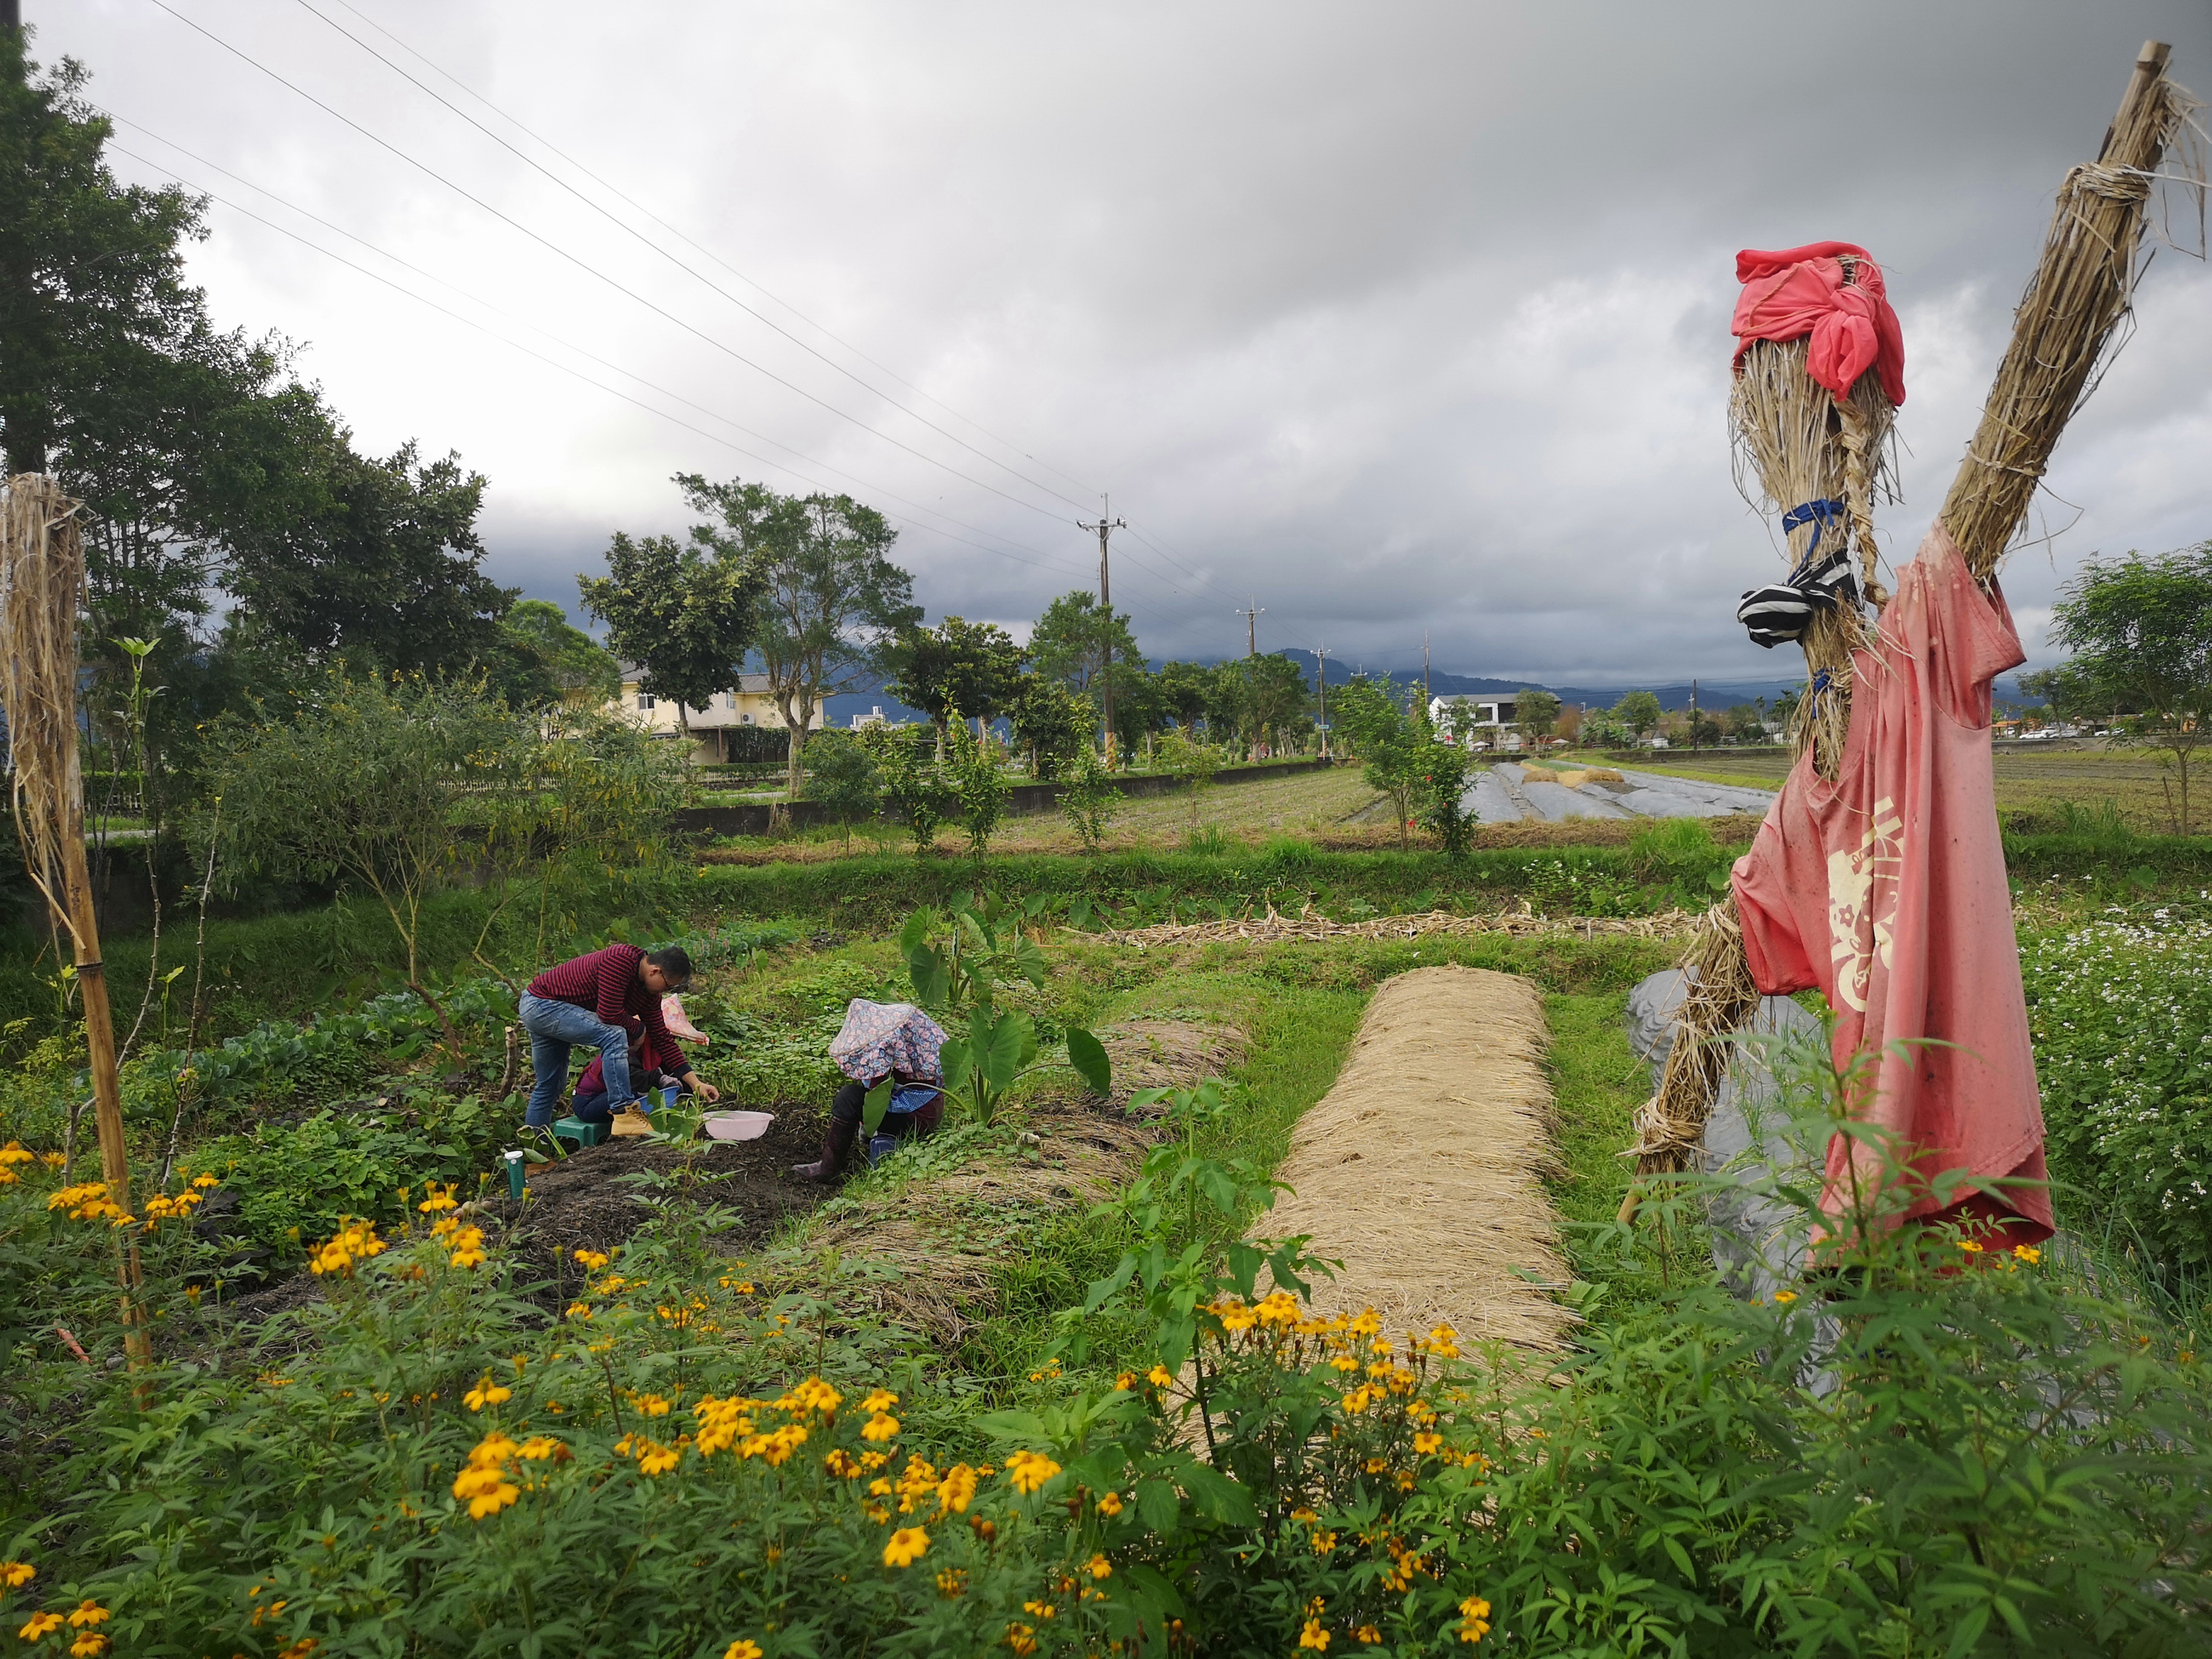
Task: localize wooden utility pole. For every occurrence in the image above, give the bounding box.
[1314,643,1330,759]
[1077,497,1125,765]
[1236,602,1263,657]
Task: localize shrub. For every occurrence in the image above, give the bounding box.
[2025,908,2212,1268]
[1057,744,1120,853]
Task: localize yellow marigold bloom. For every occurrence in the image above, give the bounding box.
[2013,1244,2042,1264]
[65,1601,109,1629]
[1772,1290,1798,1305]
[573,1247,609,1269]
[1145,1366,1174,1388]
[452,1463,521,1519]
[936,1464,979,1514]
[1458,1595,1492,1643]
[1087,1553,1111,1579]
[722,1643,763,1659]
[192,1172,220,1188]
[823,1449,862,1480]
[1022,1601,1057,1619]
[882,1526,930,1567]
[1312,1530,1337,1555]
[565,1302,592,1321]
[1356,1626,1380,1644]
[1,1560,32,1587]
[1005,1623,1039,1657]
[1341,1387,1374,1414]
[1413,1431,1443,1455]
[637,1440,681,1476]
[463,1375,512,1412]
[1218,1304,1258,1333]
[70,1635,109,1658]
[0,1141,32,1166]
[634,1392,672,1418]
[518,1436,563,1461]
[0,1168,16,1186]
[1113,1372,1136,1391]
[447,1225,486,1269]
[1256,1290,1301,1326]
[1004,1449,1062,1494]
[870,1477,894,1496]
[862,1412,900,1443]
[1300,1618,1330,1649]
[1957,1239,1984,1255]
[1096,1491,1124,1517]
[935,1567,967,1597]
[787,1377,843,1415]
[19,1612,64,1640]
[417,1183,458,1214]
[861,1389,899,1413]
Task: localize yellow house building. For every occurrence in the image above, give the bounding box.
[611,668,823,762]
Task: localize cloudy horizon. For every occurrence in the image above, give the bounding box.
[36,0,2212,689]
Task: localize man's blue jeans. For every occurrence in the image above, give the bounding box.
[518,994,633,1127]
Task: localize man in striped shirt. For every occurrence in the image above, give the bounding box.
[519,943,720,1130]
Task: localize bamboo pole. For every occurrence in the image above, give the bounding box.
[1,474,149,1369]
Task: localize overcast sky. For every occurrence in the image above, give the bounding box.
[36,0,2212,686]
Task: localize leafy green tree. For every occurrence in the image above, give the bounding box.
[864,724,954,856]
[676,474,918,796]
[945,716,1011,863]
[1415,734,1477,858]
[800,727,882,854]
[1031,591,1138,704]
[1333,677,1426,850]
[578,523,759,738]
[2050,545,2212,833]
[1216,654,1313,759]
[1155,660,1218,737]
[501,599,621,708]
[1157,731,1225,830]
[883,615,1026,753]
[1515,687,1562,748]
[1006,676,1093,780]
[1057,741,1121,852]
[1612,689,1662,742]
[199,674,531,1004]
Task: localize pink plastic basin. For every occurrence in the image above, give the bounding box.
[703,1110,775,1142]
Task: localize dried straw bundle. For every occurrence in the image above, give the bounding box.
[1942,42,2204,577]
[1729,333,1898,778]
[1619,897,1765,1201]
[0,474,89,943]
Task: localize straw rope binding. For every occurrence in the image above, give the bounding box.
[0,474,90,951]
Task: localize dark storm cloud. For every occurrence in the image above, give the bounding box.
[38,0,2212,684]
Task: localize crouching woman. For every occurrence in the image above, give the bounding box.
[792,1000,950,1184]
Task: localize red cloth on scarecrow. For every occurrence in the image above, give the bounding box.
[1732,241,1907,406]
[1729,523,2051,1244]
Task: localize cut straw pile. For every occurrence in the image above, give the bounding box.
[1083,905,1698,949]
[0,475,89,941]
[1264,966,1573,1351]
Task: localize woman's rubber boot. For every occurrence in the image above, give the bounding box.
[791,1114,859,1184]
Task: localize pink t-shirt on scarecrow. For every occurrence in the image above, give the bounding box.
[1731,523,2053,1243]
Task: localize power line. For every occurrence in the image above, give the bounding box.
[139,0,1083,528]
[288,0,1096,515]
[104,138,1098,587]
[317,0,1107,508]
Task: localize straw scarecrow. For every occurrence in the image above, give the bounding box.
[1,474,150,1366]
[1623,41,2205,1230]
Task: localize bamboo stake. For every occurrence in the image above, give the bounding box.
[1,474,149,1370]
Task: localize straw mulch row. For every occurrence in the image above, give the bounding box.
[1264,965,1573,1352]
[1088,905,1700,950]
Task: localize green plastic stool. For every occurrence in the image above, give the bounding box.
[552,1116,607,1150]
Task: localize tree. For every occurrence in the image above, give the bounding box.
[883,615,1026,753]
[944,717,1011,863]
[865,723,954,856]
[2049,545,2212,833]
[800,728,882,854]
[1416,734,1477,858]
[1332,677,1426,850]
[1155,660,1218,737]
[1006,676,1093,780]
[1612,690,1662,742]
[1723,703,1765,743]
[1031,591,1138,703]
[1057,742,1121,851]
[501,599,621,708]
[678,474,918,796]
[1216,654,1313,759]
[1515,688,1562,748]
[578,526,759,737]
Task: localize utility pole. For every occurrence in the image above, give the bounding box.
[1422,631,1431,705]
[2,1,21,39]
[1076,495,1125,765]
[1312,643,1330,759]
[1689,679,1699,755]
[1236,602,1264,659]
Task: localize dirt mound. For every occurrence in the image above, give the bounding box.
[1264,965,1572,1351]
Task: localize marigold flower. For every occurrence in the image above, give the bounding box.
[70,1635,109,1658]
[1300,1620,1330,1650]
[464,1375,512,1412]
[1458,1595,1492,1643]
[861,1413,900,1443]
[0,1168,16,1186]
[1771,1290,1798,1305]
[0,1141,33,1166]
[192,1173,220,1188]
[1112,1372,1136,1391]
[1355,1627,1380,1645]
[1957,1239,1984,1255]
[861,1388,899,1413]
[565,1302,592,1320]
[65,1602,108,1629]
[1022,1600,1057,1620]
[518,1436,563,1461]
[1413,1431,1443,1455]
[634,1392,673,1418]
[19,1612,63,1640]
[1087,1553,1111,1580]
[1004,1449,1062,1494]
[1,1560,33,1588]
[1096,1491,1124,1517]
[418,1183,458,1214]
[1005,1624,1038,1657]
[1145,1365,1174,1388]
[2013,1244,2042,1264]
[936,1464,979,1514]
[722,1643,763,1659]
[573,1247,610,1269]
[882,1526,930,1567]
[934,1567,967,1597]
[637,1440,681,1476]
[446,1225,487,1270]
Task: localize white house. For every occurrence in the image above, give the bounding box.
[609,668,823,762]
[1430,694,1524,752]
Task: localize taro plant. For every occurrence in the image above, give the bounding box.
[893,892,1108,1127]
